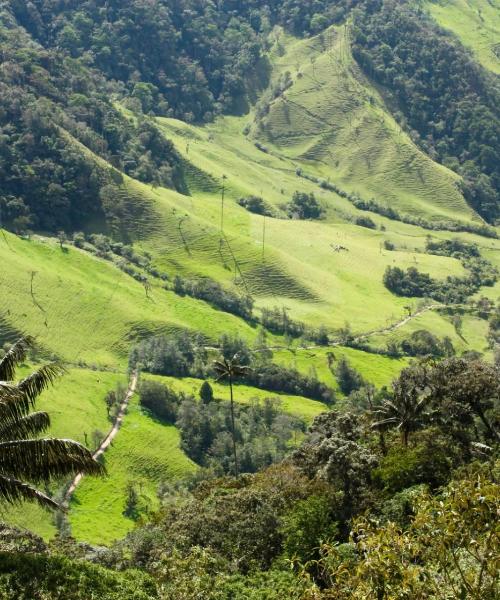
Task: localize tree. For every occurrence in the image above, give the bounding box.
[372,365,431,446]
[213,355,250,477]
[428,358,499,442]
[0,337,103,509]
[334,357,364,395]
[199,381,214,405]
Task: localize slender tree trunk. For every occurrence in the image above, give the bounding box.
[402,428,409,447]
[229,375,239,476]
[379,430,387,456]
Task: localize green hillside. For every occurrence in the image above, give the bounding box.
[251,26,475,225]
[0,0,499,557]
[427,0,500,74]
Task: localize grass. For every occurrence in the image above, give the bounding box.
[0,20,499,546]
[0,367,124,539]
[250,26,475,224]
[0,231,258,368]
[273,346,409,393]
[69,391,196,546]
[427,0,500,74]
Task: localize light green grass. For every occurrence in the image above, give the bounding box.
[273,346,409,393]
[0,367,124,539]
[251,26,475,224]
[0,231,257,367]
[428,0,500,73]
[69,392,196,546]
[1,21,499,548]
[367,309,493,360]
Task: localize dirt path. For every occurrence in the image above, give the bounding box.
[63,370,138,505]
[349,303,443,345]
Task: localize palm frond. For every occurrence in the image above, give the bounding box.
[17,363,65,404]
[0,411,51,441]
[0,474,59,510]
[0,383,33,423]
[0,336,35,381]
[0,438,105,482]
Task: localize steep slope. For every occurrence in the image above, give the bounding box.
[427,0,500,74]
[251,26,476,225]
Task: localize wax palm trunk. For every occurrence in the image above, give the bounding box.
[213,355,250,477]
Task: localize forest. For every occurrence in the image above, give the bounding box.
[2,337,499,598]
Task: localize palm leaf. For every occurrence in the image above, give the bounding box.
[0,438,105,482]
[0,336,34,381]
[17,363,66,404]
[0,474,59,510]
[0,411,51,441]
[0,383,33,423]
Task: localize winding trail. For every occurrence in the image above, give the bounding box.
[348,303,444,345]
[63,370,138,505]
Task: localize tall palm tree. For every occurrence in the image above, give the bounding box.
[0,336,104,509]
[371,366,431,447]
[213,354,250,477]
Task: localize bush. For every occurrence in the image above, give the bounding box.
[286,192,323,220]
[400,330,452,358]
[0,553,157,600]
[139,380,180,423]
[244,363,334,404]
[334,357,365,395]
[174,276,254,320]
[237,196,273,216]
[355,216,376,229]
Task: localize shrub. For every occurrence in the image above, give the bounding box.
[138,380,180,423]
[286,192,323,220]
[355,216,376,229]
[237,196,273,216]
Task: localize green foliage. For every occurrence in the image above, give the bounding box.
[174,276,254,320]
[200,380,214,404]
[0,337,103,509]
[281,494,338,563]
[334,356,365,395]
[372,436,453,493]
[0,552,158,599]
[354,215,376,229]
[286,191,323,220]
[237,196,273,217]
[400,329,453,358]
[305,465,500,599]
[176,395,304,474]
[383,242,498,303]
[138,380,179,423]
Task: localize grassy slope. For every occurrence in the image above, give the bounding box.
[152,117,479,335]
[144,373,327,423]
[0,231,258,367]
[69,392,196,546]
[427,0,500,74]
[0,368,123,539]
[251,26,476,224]
[273,346,409,392]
